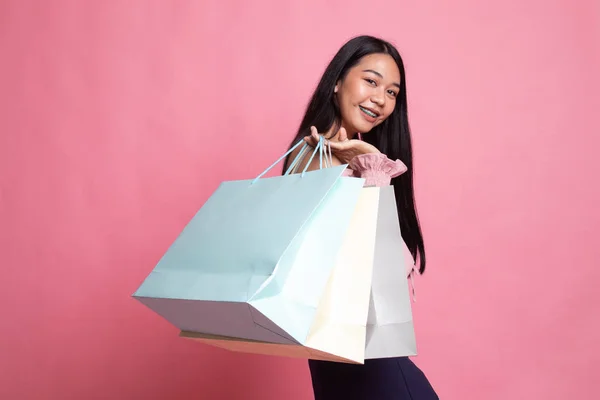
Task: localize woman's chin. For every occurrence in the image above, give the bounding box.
[354,122,375,135]
[343,117,375,136]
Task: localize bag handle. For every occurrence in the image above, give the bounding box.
[286,136,333,175]
[252,136,332,184]
[294,135,333,173]
[284,141,311,175]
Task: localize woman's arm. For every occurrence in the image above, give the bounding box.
[348,153,407,187]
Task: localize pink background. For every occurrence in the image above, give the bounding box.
[1,1,599,399]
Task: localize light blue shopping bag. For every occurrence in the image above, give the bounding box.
[133,138,365,346]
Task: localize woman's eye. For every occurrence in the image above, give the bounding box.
[388,90,398,97]
[365,79,376,86]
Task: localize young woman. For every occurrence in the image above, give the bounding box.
[283,35,438,399]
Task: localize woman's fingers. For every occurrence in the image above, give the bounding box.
[303,135,316,144]
[303,126,319,146]
[304,126,332,148]
[304,126,356,150]
[312,131,321,143]
[327,139,348,151]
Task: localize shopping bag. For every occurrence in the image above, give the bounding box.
[299,186,379,362]
[180,186,380,364]
[364,185,418,358]
[132,138,365,347]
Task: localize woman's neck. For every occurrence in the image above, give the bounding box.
[326,121,359,140]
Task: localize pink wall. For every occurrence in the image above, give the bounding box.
[1,1,599,399]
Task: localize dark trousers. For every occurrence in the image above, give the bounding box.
[308,357,439,400]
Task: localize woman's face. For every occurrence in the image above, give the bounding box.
[335,53,401,136]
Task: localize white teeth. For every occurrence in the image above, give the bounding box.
[360,106,377,118]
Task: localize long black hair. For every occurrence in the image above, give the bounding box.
[283,35,426,274]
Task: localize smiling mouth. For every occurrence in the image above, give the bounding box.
[359,106,379,118]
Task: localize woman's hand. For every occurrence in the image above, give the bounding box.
[303,126,380,165]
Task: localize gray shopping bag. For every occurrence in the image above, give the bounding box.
[365,185,418,358]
